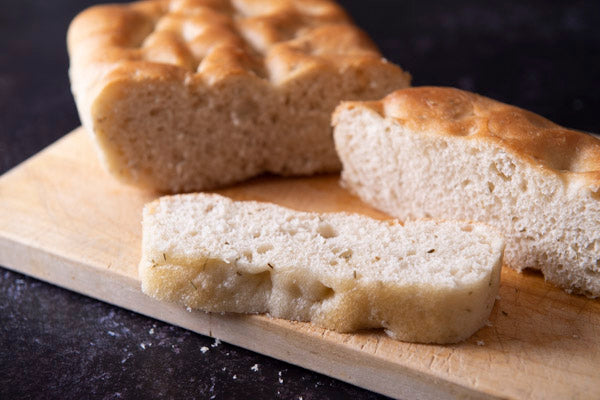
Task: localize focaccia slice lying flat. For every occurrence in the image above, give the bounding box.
[139,193,504,344]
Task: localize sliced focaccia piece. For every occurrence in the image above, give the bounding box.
[139,193,504,344]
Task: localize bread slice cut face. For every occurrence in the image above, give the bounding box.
[140,193,504,344]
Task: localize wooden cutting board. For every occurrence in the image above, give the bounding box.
[1,128,599,400]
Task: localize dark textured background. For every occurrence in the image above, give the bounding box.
[1,1,599,399]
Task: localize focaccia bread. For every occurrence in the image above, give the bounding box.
[333,86,600,297]
[67,0,410,192]
[139,193,504,344]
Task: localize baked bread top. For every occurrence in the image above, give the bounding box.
[337,87,600,191]
[68,0,402,122]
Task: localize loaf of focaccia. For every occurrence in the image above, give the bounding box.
[67,0,410,192]
[333,86,600,297]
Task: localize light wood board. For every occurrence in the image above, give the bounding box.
[1,128,599,399]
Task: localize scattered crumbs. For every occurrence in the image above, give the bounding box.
[210,396,216,400]
[222,367,227,372]
[476,340,485,346]
[211,338,221,348]
[299,397,303,400]
[573,334,579,339]
[107,330,117,337]
[149,328,155,335]
[501,311,508,316]
[121,352,133,364]
[251,364,259,372]
[495,295,501,300]
[232,375,237,380]
[171,345,181,355]
[278,370,284,384]
[140,343,147,350]
[200,346,209,353]
[484,320,493,327]
[186,307,193,313]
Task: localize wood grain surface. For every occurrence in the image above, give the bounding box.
[0,128,598,400]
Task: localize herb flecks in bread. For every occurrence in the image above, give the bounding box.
[139,193,504,344]
[333,86,600,297]
[67,0,410,192]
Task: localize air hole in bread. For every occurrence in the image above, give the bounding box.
[461,179,471,187]
[490,161,512,181]
[520,180,528,192]
[318,284,335,303]
[243,251,253,262]
[461,225,473,232]
[487,182,495,193]
[338,249,353,260]
[317,223,337,238]
[585,265,600,276]
[257,243,273,254]
[287,282,302,298]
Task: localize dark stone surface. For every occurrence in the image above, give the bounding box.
[1,0,598,399]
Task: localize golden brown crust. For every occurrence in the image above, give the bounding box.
[341,87,600,188]
[68,0,392,90]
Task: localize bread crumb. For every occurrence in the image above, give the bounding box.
[232,374,237,380]
[140,343,147,350]
[149,328,154,335]
[476,340,485,346]
[200,346,209,353]
[251,364,259,372]
[107,330,117,337]
[186,306,192,312]
[211,338,221,347]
